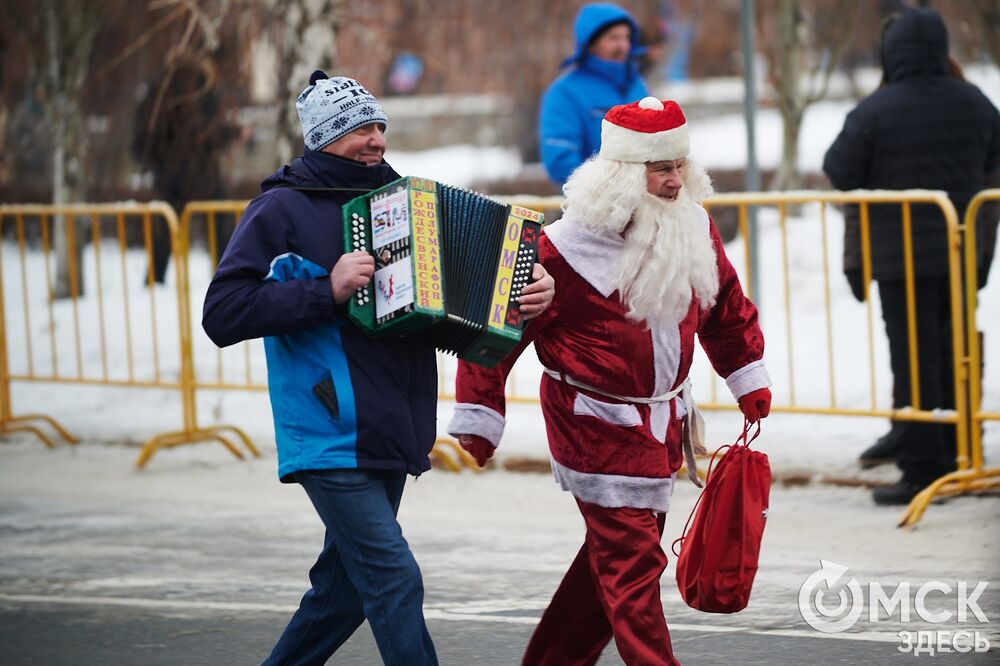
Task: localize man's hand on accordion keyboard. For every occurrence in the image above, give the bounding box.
[330,251,375,304]
[458,434,495,467]
[516,263,555,320]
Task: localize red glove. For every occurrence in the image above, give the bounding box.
[458,434,495,468]
[738,388,772,422]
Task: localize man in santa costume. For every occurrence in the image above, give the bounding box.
[449,96,771,665]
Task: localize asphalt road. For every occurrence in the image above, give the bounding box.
[4,601,998,665]
[1,441,998,665]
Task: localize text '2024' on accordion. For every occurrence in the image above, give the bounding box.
[342,176,543,368]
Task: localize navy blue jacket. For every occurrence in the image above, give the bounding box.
[539,3,648,185]
[823,8,1000,282]
[202,149,437,480]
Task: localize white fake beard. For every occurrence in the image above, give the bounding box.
[613,187,720,324]
[562,157,648,234]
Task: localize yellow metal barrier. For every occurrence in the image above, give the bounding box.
[2,190,990,492]
[429,437,484,472]
[134,201,259,468]
[181,201,266,393]
[0,203,193,452]
[672,191,978,529]
[0,206,80,447]
[481,192,971,417]
[699,191,965,421]
[900,189,1000,526]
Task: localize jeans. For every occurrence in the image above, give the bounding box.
[263,468,437,666]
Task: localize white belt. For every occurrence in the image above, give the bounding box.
[542,368,705,487]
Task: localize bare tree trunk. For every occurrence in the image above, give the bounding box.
[272,0,338,164]
[775,106,804,190]
[771,0,804,191]
[973,0,1000,65]
[273,0,307,163]
[763,0,860,191]
[43,0,83,298]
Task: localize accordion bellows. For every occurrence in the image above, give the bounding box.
[343,177,543,367]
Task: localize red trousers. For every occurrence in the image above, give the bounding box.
[522,499,680,666]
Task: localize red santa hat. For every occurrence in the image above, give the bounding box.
[599,96,690,163]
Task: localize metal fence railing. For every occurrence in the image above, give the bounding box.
[0,202,185,449]
[1,190,996,525]
[900,188,1000,526]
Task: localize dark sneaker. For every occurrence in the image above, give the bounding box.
[872,480,925,506]
[859,428,904,469]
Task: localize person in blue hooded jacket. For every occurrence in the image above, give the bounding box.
[202,71,554,666]
[539,2,649,185]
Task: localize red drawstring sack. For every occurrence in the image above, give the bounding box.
[672,421,771,613]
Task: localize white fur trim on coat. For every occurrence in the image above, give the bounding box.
[725,360,772,400]
[447,403,505,448]
[600,121,690,164]
[551,458,676,512]
[544,216,623,297]
[572,393,643,427]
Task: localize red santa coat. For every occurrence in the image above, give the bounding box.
[448,209,769,512]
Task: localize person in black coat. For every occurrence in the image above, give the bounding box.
[823,7,1000,505]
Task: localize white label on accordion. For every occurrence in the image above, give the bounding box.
[370,188,410,250]
[373,258,415,320]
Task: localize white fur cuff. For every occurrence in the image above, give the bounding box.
[551,458,676,512]
[447,403,505,448]
[725,360,771,400]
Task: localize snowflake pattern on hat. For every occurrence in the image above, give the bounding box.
[296,74,389,151]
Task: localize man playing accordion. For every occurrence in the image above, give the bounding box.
[204,69,555,666]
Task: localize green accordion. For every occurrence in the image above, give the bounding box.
[343,176,544,368]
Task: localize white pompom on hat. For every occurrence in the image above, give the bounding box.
[599,96,690,163]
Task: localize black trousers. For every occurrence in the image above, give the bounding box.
[878,276,956,485]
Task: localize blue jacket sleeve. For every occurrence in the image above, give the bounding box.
[201,196,339,347]
[539,82,587,185]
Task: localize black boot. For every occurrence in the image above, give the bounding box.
[872,479,925,506]
[859,425,905,469]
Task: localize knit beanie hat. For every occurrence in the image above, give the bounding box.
[296,70,388,151]
[599,96,689,163]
